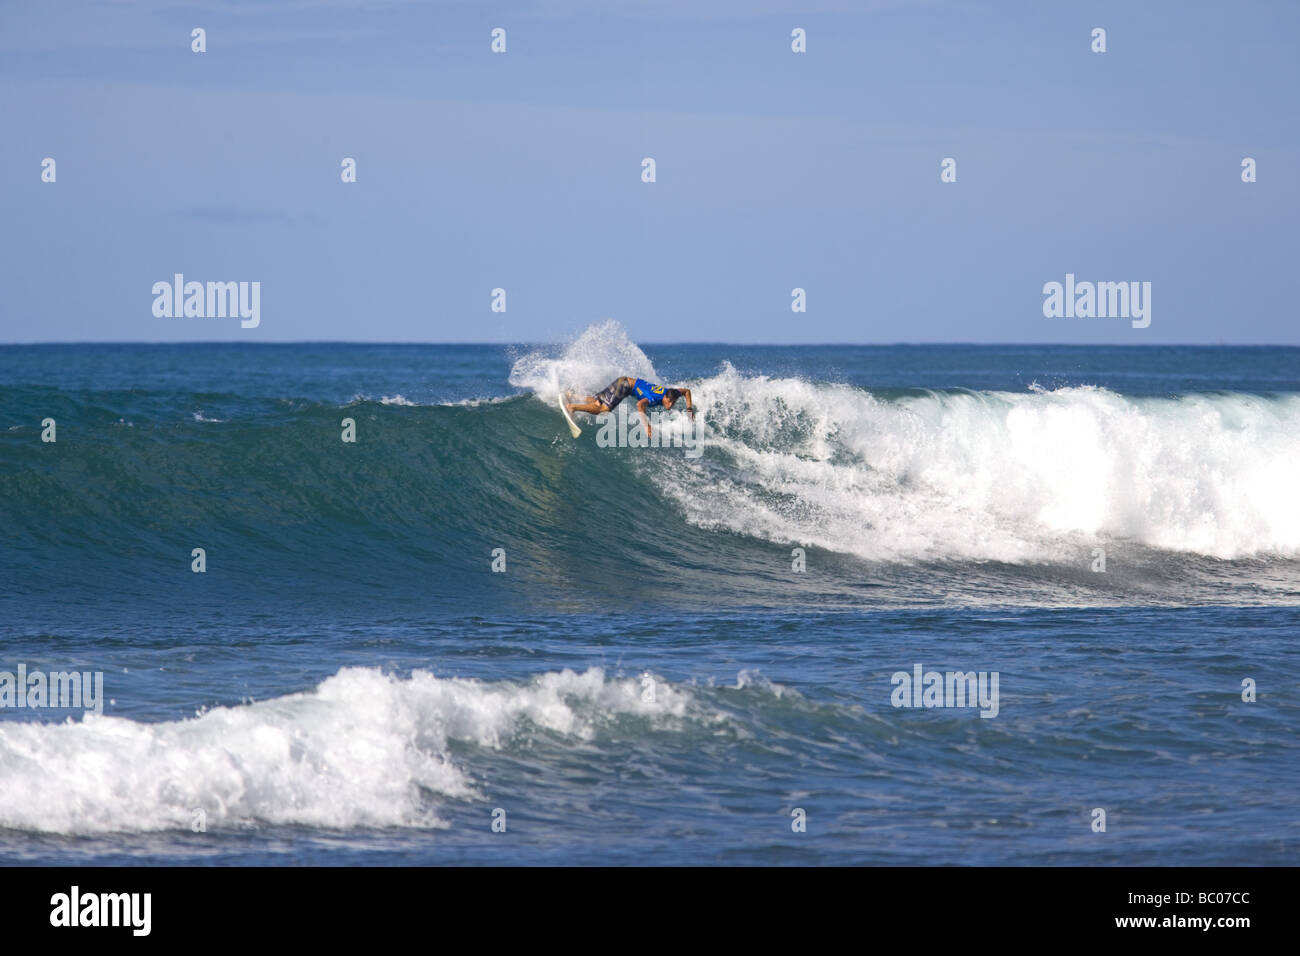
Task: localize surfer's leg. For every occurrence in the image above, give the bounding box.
[570,381,625,416]
[566,397,608,415]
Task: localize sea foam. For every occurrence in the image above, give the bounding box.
[659,364,1300,561]
[0,667,696,834]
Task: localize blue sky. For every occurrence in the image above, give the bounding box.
[1,0,1296,344]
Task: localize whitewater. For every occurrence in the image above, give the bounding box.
[512,321,1300,563]
[2,333,1298,865]
[0,667,706,834]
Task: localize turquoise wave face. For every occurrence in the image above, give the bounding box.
[4,377,1300,617]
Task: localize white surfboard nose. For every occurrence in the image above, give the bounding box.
[557,392,582,438]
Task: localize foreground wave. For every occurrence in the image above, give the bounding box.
[0,666,750,834]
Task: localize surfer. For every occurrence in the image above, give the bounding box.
[565,376,695,437]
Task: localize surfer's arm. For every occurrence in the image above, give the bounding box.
[681,388,695,419]
[636,397,652,436]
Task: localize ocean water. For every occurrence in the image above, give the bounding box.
[1,323,1298,865]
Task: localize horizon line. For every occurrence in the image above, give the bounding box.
[1,340,1294,349]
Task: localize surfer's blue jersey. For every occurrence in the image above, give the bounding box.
[632,378,668,406]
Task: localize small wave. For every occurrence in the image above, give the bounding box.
[344,393,422,407]
[0,666,715,835]
[437,396,516,407]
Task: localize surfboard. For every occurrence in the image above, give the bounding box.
[557,392,581,438]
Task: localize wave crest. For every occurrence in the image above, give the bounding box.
[656,366,1300,561]
[0,667,702,834]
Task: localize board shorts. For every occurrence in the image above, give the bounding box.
[595,379,634,410]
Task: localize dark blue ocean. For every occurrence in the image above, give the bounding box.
[2,328,1298,865]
